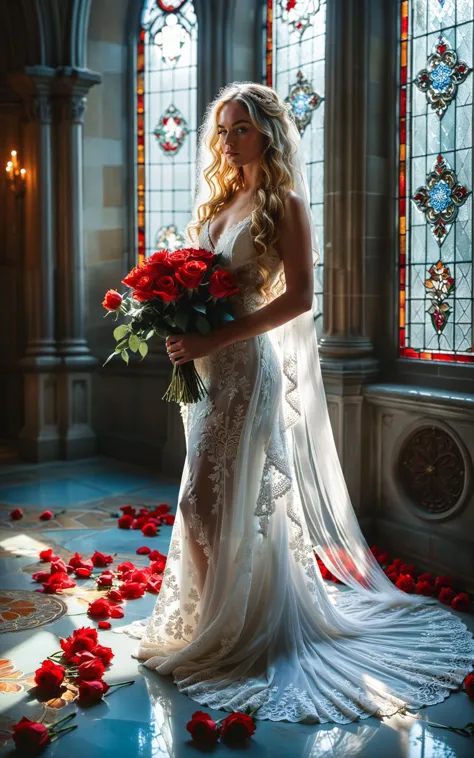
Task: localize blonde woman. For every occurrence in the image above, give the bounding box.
[119,82,474,725]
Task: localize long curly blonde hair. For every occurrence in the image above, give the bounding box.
[186,81,319,305]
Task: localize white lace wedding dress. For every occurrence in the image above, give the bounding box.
[116,216,474,724]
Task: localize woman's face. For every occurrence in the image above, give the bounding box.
[217,101,266,168]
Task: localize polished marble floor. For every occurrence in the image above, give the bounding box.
[0,455,473,758]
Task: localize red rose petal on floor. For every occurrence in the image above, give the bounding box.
[98,621,112,630]
[136,546,151,555]
[110,606,124,619]
[141,523,157,537]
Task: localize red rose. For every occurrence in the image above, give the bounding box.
[146,575,163,593]
[142,522,157,537]
[77,658,105,681]
[148,550,167,564]
[220,712,257,744]
[370,545,380,556]
[399,562,416,577]
[117,561,136,574]
[71,650,97,666]
[392,558,403,568]
[435,575,453,594]
[132,277,156,302]
[395,574,415,593]
[91,551,114,568]
[50,558,68,574]
[438,586,456,605]
[134,515,150,529]
[88,598,112,618]
[120,505,136,516]
[34,659,65,691]
[175,259,207,289]
[32,571,51,583]
[39,510,53,520]
[167,250,192,270]
[188,247,216,264]
[418,572,435,585]
[120,581,146,599]
[161,513,175,526]
[60,627,98,660]
[122,265,145,288]
[186,710,220,745]
[107,588,123,602]
[149,559,166,575]
[375,552,390,566]
[452,592,470,612]
[138,508,150,516]
[102,289,122,311]
[91,644,114,666]
[42,573,76,593]
[136,546,151,555]
[385,562,400,575]
[118,514,134,529]
[110,605,124,619]
[78,679,110,705]
[464,672,474,698]
[415,580,435,596]
[208,269,239,299]
[127,569,150,583]
[12,717,51,752]
[39,548,57,562]
[10,508,23,520]
[152,274,183,302]
[75,567,92,579]
[145,250,174,273]
[153,504,171,515]
[98,621,111,630]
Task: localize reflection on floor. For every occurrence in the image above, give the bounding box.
[0,455,473,758]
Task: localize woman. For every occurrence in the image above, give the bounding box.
[118,82,474,724]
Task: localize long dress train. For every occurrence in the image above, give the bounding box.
[116,216,474,724]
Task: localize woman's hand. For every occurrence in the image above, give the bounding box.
[165,333,217,365]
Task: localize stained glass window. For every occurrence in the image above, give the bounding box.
[137,0,197,263]
[262,0,326,324]
[398,0,473,363]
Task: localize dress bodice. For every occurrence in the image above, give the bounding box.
[199,216,282,316]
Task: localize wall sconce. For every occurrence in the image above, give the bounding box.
[6,150,26,197]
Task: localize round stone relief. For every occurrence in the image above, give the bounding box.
[0,590,67,634]
[397,424,470,520]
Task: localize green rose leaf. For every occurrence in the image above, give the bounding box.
[129,334,140,353]
[195,314,211,335]
[121,350,129,365]
[139,342,149,359]
[113,324,129,341]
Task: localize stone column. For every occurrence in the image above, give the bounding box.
[10,67,61,461]
[53,68,101,459]
[319,0,380,515]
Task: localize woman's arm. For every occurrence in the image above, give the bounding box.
[209,191,314,353]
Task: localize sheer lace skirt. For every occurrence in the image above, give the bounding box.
[116,330,474,725]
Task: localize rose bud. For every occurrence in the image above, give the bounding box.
[102,289,122,311]
[39,548,57,562]
[12,717,51,752]
[76,658,105,681]
[107,588,123,603]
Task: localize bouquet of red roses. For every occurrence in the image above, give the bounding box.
[102,246,239,404]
